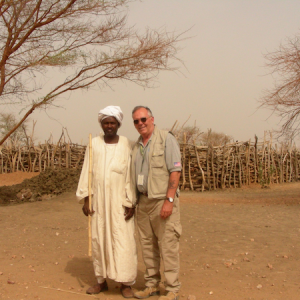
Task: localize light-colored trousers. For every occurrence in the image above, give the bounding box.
[137,195,182,293]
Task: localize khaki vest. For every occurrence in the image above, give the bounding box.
[131,127,169,199]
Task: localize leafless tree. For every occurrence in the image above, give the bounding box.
[172,125,203,144]
[171,124,233,146]
[200,129,233,146]
[260,35,300,138]
[0,0,184,145]
[0,112,33,146]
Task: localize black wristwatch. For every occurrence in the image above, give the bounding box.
[167,197,174,203]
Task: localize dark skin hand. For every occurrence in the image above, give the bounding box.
[82,197,135,220]
[124,206,135,221]
[82,197,94,216]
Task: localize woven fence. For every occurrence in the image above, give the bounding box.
[1,137,299,190]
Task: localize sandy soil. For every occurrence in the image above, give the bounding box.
[0,172,300,300]
[0,171,40,186]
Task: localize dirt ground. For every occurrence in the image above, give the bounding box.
[0,172,300,300]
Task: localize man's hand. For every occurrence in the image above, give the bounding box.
[124,207,135,221]
[160,200,173,219]
[82,197,94,216]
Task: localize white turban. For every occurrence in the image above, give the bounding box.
[98,105,123,127]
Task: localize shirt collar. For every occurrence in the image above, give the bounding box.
[138,134,152,147]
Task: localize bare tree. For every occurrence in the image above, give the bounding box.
[260,34,300,138]
[200,129,233,146]
[172,125,203,144]
[0,112,33,146]
[0,0,184,145]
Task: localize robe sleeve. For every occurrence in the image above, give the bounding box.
[122,147,137,208]
[76,145,93,204]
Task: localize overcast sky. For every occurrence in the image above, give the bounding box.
[9,0,300,144]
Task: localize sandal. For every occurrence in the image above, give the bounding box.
[121,284,134,298]
[86,281,108,294]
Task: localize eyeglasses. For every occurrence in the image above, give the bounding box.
[133,117,150,125]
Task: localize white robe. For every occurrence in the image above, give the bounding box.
[76,135,137,282]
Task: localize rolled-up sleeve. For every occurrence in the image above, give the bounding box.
[165,133,182,173]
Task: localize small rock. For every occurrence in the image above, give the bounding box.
[22,189,33,199]
[7,280,15,284]
[16,192,24,200]
[16,189,32,201]
[257,284,262,289]
[187,295,196,300]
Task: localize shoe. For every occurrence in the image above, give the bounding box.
[86,281,108,294]
[158,292,179,300]
[134,286,160,299]
[121,284,134,298]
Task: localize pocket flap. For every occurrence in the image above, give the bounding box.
[152,150,164,157]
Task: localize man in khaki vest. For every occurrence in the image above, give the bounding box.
[131,106,182,300]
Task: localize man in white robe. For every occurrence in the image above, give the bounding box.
[76,106,137,298]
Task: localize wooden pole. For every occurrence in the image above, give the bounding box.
[206,147,211,191]
[220,144,226,189]
[193,141,205,192]
[181,132,186,190]
[188,151,193,191]
[88,134,92,257]
[211,147,216,190]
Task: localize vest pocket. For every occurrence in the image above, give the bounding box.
[151,149,164,168]
[150,172,169,196]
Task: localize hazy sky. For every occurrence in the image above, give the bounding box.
[9,0,300,144]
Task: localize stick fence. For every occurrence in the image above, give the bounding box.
[1,138,299,190]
